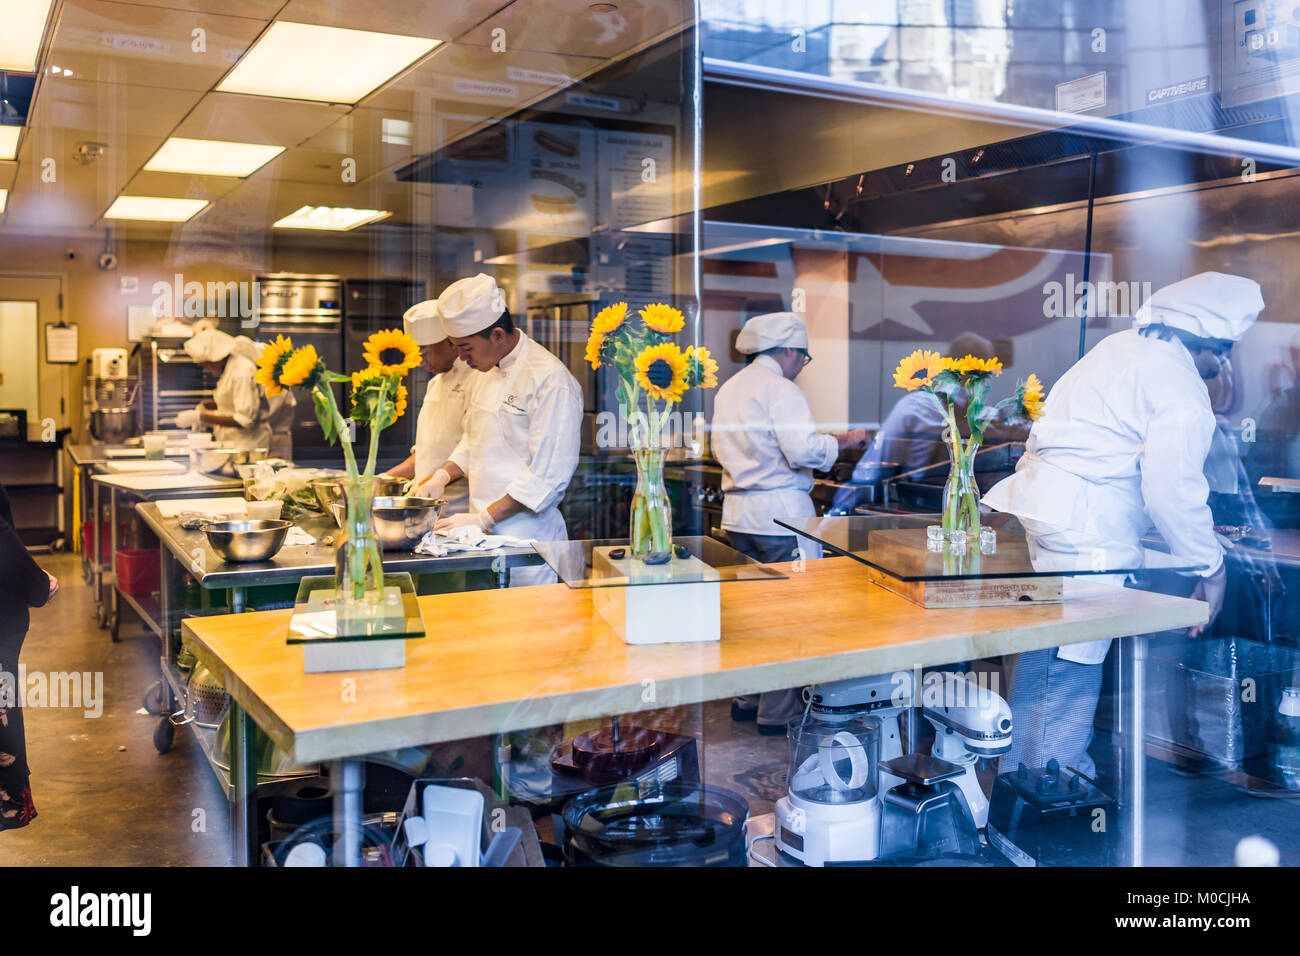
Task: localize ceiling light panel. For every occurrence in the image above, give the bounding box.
[144,137,285,177]
[272,204,391,231]
[217,22,440,104]
[0,127,20,161]
[0,0,53,72]
[104,196,209,222]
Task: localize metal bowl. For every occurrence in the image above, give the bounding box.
[229,447,269,465]
[193,447,236,475]
[203,519,291,563]
[313,476,418,520]
[374,474,410,497]
[328,496,445,550]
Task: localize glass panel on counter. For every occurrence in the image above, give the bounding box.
[534,534,788,587]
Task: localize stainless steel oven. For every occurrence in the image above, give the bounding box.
[254,274,343,462]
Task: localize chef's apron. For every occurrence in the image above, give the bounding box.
[211,358,272,452]
[463,337,564,586]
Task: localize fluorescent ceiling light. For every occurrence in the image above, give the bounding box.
[273,205,391,231]
[218,22,440,104]
[104,196,210,223]
[0,0,54,72]
[0,126,20,161]
[0,189,7,214]
[144,137,284,178]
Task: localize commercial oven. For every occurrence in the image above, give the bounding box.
[343,278,427,462]
[254,274,344,463]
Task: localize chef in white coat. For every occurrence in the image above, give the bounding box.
[384,298,475,512]
[176,328,272,451]
[422,274,582,586]
[984,271,1264,777]
[713,311,867,733]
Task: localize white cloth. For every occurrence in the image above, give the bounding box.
[438,273,503,337]
[1131,272,1263,341]
[983,327,1225,664]
[735,311,808,354]
[403,299,447,345]
[713,354,837,553]
[414,359,474,479]
[413,525,532,557]
[447,332,581,584]
[183,327,236,363]
[211,353,272,451]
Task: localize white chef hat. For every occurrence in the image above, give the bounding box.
[1132,272,1264,342]
[437,273,504,337]
[183,327,236,363]
[402,298,447,346]
[735,311,808,354]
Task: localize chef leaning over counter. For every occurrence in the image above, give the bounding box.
[385,298,476,512]
[420,273,583,587]
[984,271,1264,778]
[175,327,289,453]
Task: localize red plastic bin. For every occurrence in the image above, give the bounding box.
[83,521,126,563]
[115,549,160,597]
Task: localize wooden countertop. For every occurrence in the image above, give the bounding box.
[181,556,1207,764]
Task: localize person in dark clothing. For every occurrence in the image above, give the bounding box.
[0,484,57,828]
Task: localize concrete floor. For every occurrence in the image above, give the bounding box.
[1,551,1295,866]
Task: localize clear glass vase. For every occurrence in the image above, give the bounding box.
[630,446,673,561]
[334,475,385,619]
[941,440,981,540]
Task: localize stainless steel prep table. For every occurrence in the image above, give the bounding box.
[89,469,244,640]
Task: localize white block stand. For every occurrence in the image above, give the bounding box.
[590,546,720,645]
[298,585,409,673]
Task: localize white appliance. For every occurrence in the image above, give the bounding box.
[91,348,129,379]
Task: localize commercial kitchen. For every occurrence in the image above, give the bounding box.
[0,0,1296,876]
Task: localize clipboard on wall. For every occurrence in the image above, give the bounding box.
[45,322,78,364]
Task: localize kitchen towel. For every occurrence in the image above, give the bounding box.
[414,526,532,557]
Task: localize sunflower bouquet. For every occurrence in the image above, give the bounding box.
[256,328,419,604]
[586,301,718,561]
[893,349,1045,538]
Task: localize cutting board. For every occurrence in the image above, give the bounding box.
[155,497,248,518]
[104,460,188,475]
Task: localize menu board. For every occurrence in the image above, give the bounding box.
[597,130,674,230]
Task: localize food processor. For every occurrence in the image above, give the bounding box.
[774,713,882,866]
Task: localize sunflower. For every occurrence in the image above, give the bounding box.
[634,342,689,403]
[893,349,943,391]
[585,329,606,369]
[255,335,293,397]
[685,345,718,389]
[639,302,685,335]
[278,344,323,388]
[393,382,408,420]
[947,354,1003,376]
[592,301,629,335]
[362,328,422,375]
[1020,373,1045,421]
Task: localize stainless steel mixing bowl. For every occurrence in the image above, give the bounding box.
[314,475,420,524]
[328,496,445,550]
[203,519,291,563]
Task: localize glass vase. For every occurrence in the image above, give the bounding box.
[334,474,385,618]
[630,446,673,562]
[941,440,981,540]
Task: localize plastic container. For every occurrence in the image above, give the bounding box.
[1276,687,1300,790]
[115,549,160,596]
[1146,637,1300,768]
[83,521,124,562]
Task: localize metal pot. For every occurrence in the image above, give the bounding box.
[204,518,291,563]
[329,496,445,550]
[91,408,137,443]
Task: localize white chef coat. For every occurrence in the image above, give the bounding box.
[983,328,1224,664]
[712,354,838,553]
[414,358,474,479]
[265,389,296,461]
[448,332,582,584]
[212,353,272,452]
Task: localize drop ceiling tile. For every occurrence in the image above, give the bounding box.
[124,169,248,199]
[113,0,281,17]
[277,0,489,41]
[48,0,267,91]
[0,161,16,190]
[28,76,202,138]
[174,92,348,148]
[457,0,688,58]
